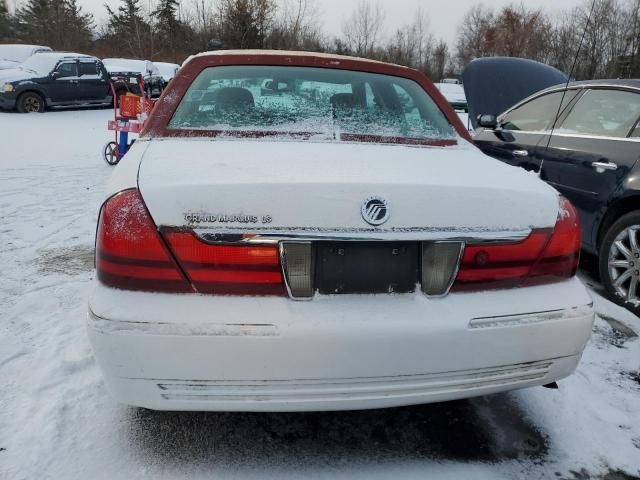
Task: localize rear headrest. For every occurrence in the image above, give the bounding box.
[330,93,363,109]
[210,87,255,110]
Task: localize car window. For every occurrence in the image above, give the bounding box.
[393,84,427,125]
[79,62,98,77]
[169,65,456,143]
[501,90,579,132]
[558,89,640,138]
[55,62,78,79]
[632,121,640,138]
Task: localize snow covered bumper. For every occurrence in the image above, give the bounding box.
[87,278,594,412]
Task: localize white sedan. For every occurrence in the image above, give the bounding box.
[88,50,594,412]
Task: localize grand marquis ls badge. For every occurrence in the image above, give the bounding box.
[361,197,390,226]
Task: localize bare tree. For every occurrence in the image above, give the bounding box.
[455,4,494,68]
[341,0,385,57]
[624,0,640,76]
[431,40,449,81]
[385,10,434,73]
[271,0,322,50]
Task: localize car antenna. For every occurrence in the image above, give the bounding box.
[539,0,597,177]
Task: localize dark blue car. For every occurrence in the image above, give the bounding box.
[0,52,112,113]
[465,57,640,312]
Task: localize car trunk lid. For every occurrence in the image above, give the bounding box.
[137,138,559,235]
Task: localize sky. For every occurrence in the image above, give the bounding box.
[11,0,586,46]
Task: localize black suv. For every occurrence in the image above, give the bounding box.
[465,57,640,312]
[0,52,113,113]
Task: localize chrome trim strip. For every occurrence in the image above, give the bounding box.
[469,305,593,329]
[542,131,640,142]
[476,127,640,143]
[196,228,531,245]
[88,308,279,336]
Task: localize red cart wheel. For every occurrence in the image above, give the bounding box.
[103,141,120,166]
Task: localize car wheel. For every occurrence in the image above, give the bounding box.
[103,141,120,166]
[599,211,640,313]
[17,92,45,113]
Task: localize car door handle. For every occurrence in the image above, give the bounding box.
[592,161,618,173]
[512,150,529,157]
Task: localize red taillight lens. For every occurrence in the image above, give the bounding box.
[454,196,581,291]
[163,231,286,296]
[453,231,551,291]
[524,196,581,284]
[96,189,193,293]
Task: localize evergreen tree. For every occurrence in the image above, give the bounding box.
[105,0,152,58]
[14,0,53,46]
[0,0,11,40]
[152,0,189,58]
[219,0,276,49]
[14,0,93,50]
[153,0,180,34]
[65,0,95,50]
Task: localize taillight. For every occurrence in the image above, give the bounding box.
[453,196,580,291]
[524,196,581,284]
[162,231,286,296]
[96,189,193,293]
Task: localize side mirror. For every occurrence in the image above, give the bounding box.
[50,71,61,79]
[477,114,498,129]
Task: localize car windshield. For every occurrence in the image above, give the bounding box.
[18,55,60,75]
[169,66,457,143]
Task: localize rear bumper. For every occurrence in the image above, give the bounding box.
[88,278,594,412]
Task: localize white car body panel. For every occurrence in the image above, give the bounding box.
[88,279,593,412]
[137,138,559,233]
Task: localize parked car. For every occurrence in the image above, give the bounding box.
[103,58,165,98]
[154,61,180,83]
[0,52,113,113]
[435,82,469,129]
[0,44,52,70]
[435,82,468,112]
[87,50,594,412]
[465,57,640,312]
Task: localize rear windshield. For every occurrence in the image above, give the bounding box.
[168,66,456,143]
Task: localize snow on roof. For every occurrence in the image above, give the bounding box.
[0,44,52,63]
[33,52,96,61]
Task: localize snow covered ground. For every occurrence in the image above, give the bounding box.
[0,109,639,480]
